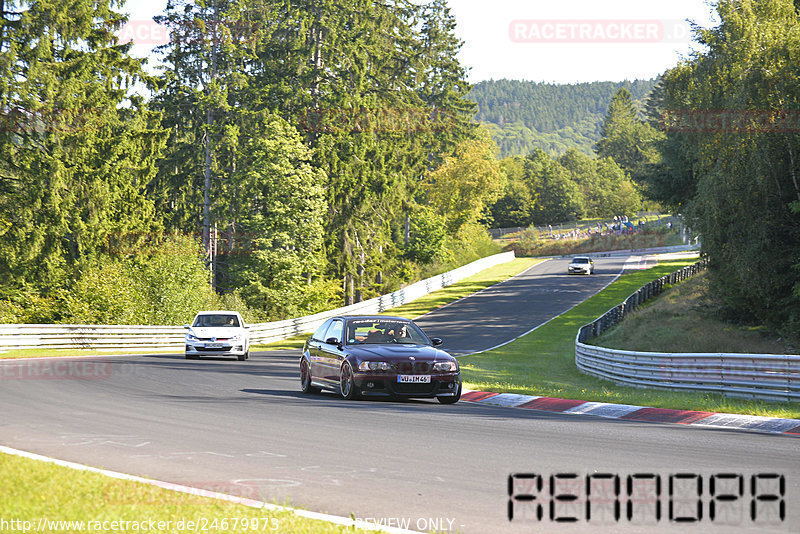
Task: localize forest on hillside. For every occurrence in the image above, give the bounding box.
[468,79,656,157]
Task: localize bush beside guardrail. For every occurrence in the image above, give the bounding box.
[0,252,516,352]
[575,259,800,402]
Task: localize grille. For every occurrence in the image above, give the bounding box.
[414,362,431,374]
[395,361,431,374]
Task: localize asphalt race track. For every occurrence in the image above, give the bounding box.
[1,256,797,533]
[415,257,625,354]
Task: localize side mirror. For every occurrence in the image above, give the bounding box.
[430,337,443,347]
[325,337,341,348]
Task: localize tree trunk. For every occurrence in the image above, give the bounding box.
[344,272,353,306]
[355,255,364,303]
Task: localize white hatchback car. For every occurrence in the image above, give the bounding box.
[184,311,250,360]
[568,256,595,275]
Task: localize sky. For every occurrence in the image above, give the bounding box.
[121,0,719,84]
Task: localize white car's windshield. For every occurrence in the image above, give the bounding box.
[194,314,240,327]
[572,258,590,264]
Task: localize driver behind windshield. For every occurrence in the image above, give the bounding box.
[388,324,409,340]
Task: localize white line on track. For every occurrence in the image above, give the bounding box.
[0,445,423,534]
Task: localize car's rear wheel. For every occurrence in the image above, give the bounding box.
[437,383,461,404]
[340,361,360,400]
[300,359,320,394]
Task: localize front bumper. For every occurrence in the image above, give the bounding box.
[353,372,461,398]
[185,341,247,356]
[568,267,591,274]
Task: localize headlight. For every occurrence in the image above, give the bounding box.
[186,334,198,342]
[358,361,392,372]
[230,334,241,342]
[433,361,457,372]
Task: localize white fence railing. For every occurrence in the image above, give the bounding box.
[0,251,516,352]
[575,261,800,402]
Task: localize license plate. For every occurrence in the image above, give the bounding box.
[205,343,223,348]
[398,375,430,383]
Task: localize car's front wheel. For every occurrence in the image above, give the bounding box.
[300,359,320,394]
[340,361,360,400]
[437,383,461,404]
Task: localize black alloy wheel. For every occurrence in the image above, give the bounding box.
[300,359,320,394]
[340,361,360,400]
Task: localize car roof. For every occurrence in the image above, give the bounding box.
[194,310,242,315]
[335,315,413,322]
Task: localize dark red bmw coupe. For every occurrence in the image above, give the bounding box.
[300,315,461,403]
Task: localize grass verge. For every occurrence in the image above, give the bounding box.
[250,257,544,351]
[0,452,356,533]
[460,258,800,419]
[592,271,798,354]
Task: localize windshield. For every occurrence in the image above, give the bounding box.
[572,258,590,264]
[193,314,240,328]
[345,319,430,345]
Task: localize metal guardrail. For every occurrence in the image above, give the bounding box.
[0,324,186,351]
[0,251,516,352]
[575,259,800,402]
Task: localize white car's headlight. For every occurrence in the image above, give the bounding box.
[433,361,457,372]
[230,334,241,342]
[186,334,198,342]
[358,361,392,372]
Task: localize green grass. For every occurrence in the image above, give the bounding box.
[251,334,310,352]
[460,258,800,419]
[0,453,359,533]
[592,271,798,355]
[251,257,544,351]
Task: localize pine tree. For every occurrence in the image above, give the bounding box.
[0,0,166,294]
[153,0,329,316]
[595,88,662,181]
